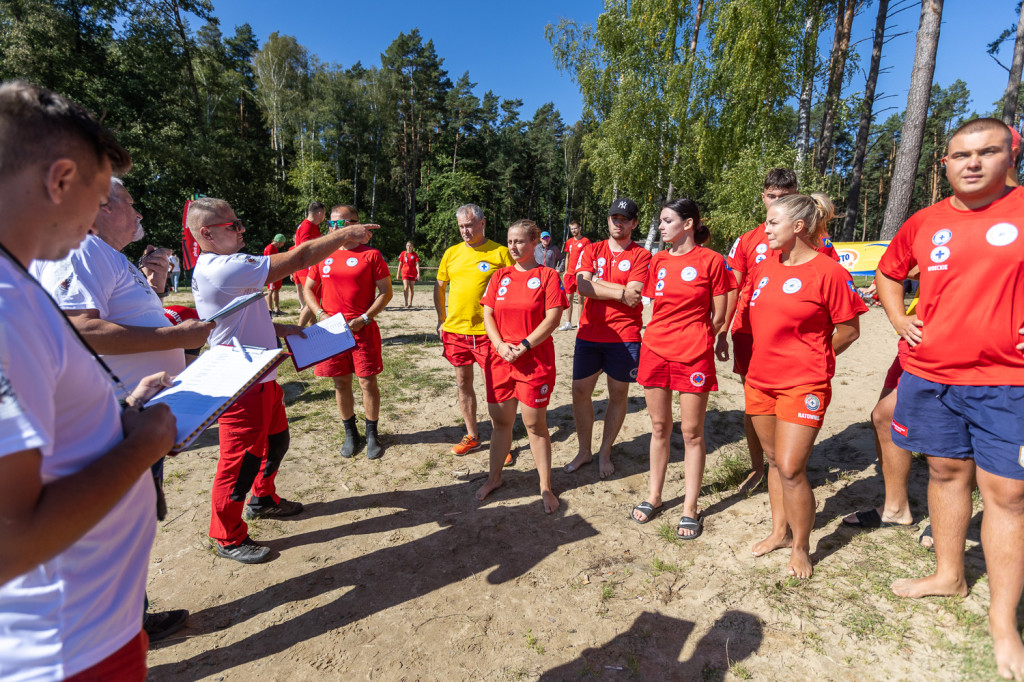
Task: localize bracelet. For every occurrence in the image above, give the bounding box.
[520,338,532,350]
[620,289,626,303]
[316,310,326,320]
[361,313,371,324]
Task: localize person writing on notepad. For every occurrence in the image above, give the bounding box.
[304,205,393,460]
[188,197,377,564]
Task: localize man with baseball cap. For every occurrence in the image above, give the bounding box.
[264,233,287,315]
[535,231,559,269]
[564,198,651,479]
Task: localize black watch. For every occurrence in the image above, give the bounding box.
[520,338,532,350]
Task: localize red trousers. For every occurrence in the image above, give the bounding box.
[210,380,288,546]
[65,630,147,681]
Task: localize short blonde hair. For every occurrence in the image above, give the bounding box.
[508,219,540,242]
[773,192,834,242]
[186,197,233,231]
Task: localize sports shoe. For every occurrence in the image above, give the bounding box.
[451,435,481,455]
[557,322,572,331]
[143,609,188,643]
[243,497,304,520]
[216,537,271,564]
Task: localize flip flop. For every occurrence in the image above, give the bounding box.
[919,524,934,552]
[677,514,703,540]
[630,501,662,524]
[842,508,916,530]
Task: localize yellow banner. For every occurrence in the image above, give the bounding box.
[832,240,891,276]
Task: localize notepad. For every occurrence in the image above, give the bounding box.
[285,313,357,370]
[148,343,286,451]
[203,291,267,322]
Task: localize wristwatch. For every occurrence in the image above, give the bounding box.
[520,338,532,350]
[361,313,371,325]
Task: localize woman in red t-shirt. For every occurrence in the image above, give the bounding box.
[740,193,867,578]
[631,199,733,539]
[398,241,421,307]
[476,219,568,514]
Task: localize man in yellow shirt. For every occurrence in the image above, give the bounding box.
[434,204,514,454]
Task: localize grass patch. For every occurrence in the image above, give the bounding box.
[655,522,681,546]
[701,451,752,496]
[523,630,544,654]
[600,585,615,602]
[649,557,683,576]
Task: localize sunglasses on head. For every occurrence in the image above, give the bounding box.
[202,219,244,232]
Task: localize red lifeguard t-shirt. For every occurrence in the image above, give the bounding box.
[263,243,281,285]
[293,219,322,282]
[563,236,591,276]
[728,225,840,334]
[480,265,567,378]
[641,246,734,362]
[307,245,389,318]
[743,253,867,390]
[878,187,1024,385]
[576,240,652,343]
[398,251,420,279]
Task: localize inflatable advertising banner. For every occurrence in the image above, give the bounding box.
[832,241,890,276]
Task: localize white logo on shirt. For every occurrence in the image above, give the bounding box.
[618,259,631,272]
[728,239,739,259]
[751,289,762,301]
[782,278,802,294]
[527,277,541,290]
[596,267,604,279]
[655,280,666,292]
[757,277,769,289]
[322,265,331,274]
[501,276,511,286]
[754,254,767,264]
[498,286,508,296]
[478,262,491,272]
[325,257,334,265]
[756,244,768,254]
[931,229,952,246]
[987,222,1019,247]
[597,257,607,266]
[681,267,697,282]
[346,257,358,267]
[930,246,950,263]
[657,268,667,280]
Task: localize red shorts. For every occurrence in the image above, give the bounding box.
[731,332,753,376]
[294,269,307,288]
[267,280,283,291]
[441,331,490,368]
[400,270,418,282]
[882,354,903,390]
[637,345,717,392]
[745,381,832,428]
[315,322,383,378]
[66,630,148,681]
[484,352,555,408]
[564,272,578,295]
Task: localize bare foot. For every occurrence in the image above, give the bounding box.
[563,453,592,473]
[891,573,968,598]
[541,490,560,514]
[738,469,764,494]
[787,548,813,579]
[752,532,792,557]
[475,476,503,502]
[993,631,1024,680]
[599,453,614,479]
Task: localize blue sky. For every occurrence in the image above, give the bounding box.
[205,1,1018,124]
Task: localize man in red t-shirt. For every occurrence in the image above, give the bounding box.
[878,118,1024,679]
[263,233,286,315]
[558,220,590,331]
[293,201,326,326]
[564,198,651,479]
[305,205,393,459]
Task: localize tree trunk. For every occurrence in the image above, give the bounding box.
[814,0,856,175]
[796,5,819,167]
[881,0,943,240]
[1002,7,1024,125]
[841,0,888,240]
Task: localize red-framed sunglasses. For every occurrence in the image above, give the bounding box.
[202,219,244,232]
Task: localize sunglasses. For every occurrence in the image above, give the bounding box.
[203,219,244,232]
[326,219,358,228]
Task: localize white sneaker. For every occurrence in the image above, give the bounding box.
[557,323,572,331]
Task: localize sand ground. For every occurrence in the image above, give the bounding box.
[146,286,996,681]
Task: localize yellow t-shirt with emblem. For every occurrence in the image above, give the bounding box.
[437,239,514,334]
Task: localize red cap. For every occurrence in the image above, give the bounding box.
[1010,125,1021,153]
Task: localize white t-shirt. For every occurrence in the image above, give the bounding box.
[191,252,279,381]
[0,256,155,681]
[168,254,180,273]
[31,235,185,388]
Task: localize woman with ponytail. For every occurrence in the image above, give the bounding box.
[740,192,868,577]
[630,199,735,539]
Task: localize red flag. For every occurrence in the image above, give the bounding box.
[180,194,204,271]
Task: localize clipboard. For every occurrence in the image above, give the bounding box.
[284,313,357,371]
[147,342,286,452]
[203,291,268,323]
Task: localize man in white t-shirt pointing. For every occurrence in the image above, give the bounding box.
[0,81,178,680]
[188,197,377,563]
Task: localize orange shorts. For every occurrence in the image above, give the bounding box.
[744,382,831,428]
[441,331,490,368]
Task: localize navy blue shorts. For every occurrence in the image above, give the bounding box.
[572,338,641,383]
[892,372,1024,480]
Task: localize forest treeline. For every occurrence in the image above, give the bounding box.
[1,0,1020,261]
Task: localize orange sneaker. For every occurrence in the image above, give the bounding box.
[503,453,513,466]
[451,435,481,455]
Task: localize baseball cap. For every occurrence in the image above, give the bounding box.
[273,233,286,243]
[1010,125,1021,153]
[540,231,551,239]
[608,197,638,220]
